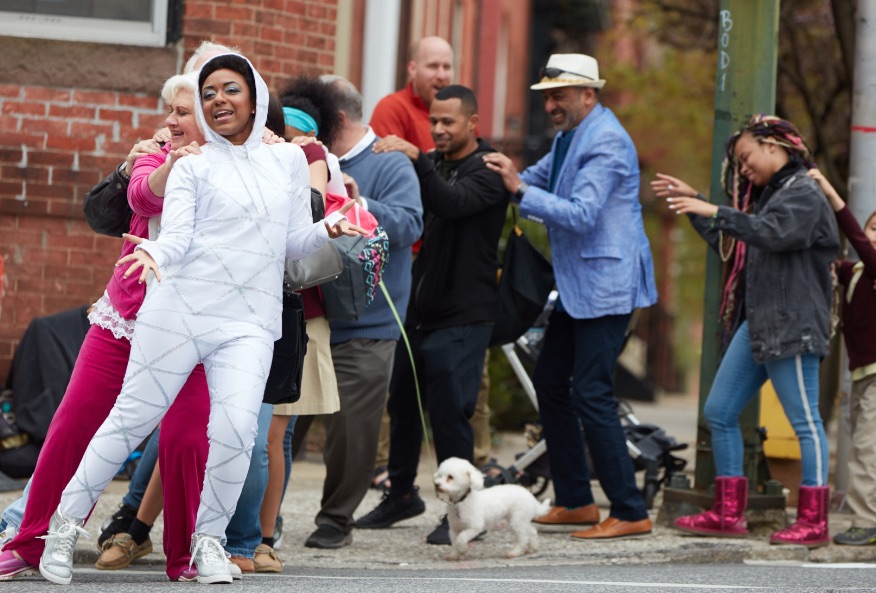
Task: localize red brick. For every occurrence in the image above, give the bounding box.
[44,296,91,313]
[63,234,101,252]
[185,18,232,36]
[118,95,160,110]
[285,0,305,13]
[2,101,47,117]
[138,113,167,130]
[98,108,134,127]
[0,132,44,149]
[4,230,45,248]
[26,183,71,199]
[0,179,24,195]
[1,165,49,183]
[0,85,21,99]
[15,216,70,233]
[0,196,47,215]
[255,41,275,57]
[185,2,215,18]
[23,119,69,137]
[49,104,97,120]
[24,87,72,103]
[70,121,116,139]
[45,135,95,151]
[78,155,121,173]
[52,168,102,185]
[262,26,284,43]
[73,90,118,107]
[224,5,254,21]
[232,22,258,38]
[28,151,75,168]
[67,249,108,266]
[307,4,327,18]
[0,148,23,163]
[0,117,21,133]
[48,199,84,218]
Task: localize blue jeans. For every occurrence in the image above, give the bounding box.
[0,429,160,535]
[0,480,29,534]
[533,310,647,521]
[121,428,160,509]
[224,403,273,557]
[281,415,299,505]
[705,320,828,486]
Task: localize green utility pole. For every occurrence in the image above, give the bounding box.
[662,0,786,518]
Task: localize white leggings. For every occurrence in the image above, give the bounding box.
[59,310,273,539]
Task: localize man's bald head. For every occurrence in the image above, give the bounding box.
[407,36,453,107]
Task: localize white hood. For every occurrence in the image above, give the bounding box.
[194,53,268,150]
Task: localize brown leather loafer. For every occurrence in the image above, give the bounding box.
[533,504,600,526]
[571,516,652,540]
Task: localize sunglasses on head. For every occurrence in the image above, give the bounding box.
[540,67,594,80]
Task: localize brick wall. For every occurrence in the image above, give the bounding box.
[0,0,339,385]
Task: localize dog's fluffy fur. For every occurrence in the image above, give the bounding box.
[433,457,551,560]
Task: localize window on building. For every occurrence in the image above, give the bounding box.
[0,1,169,47]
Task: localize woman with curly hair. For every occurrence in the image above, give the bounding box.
[651,115,839,547]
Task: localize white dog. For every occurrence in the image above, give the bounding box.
[433,457,551,560]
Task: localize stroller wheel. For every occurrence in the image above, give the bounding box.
[642,479,659,510]
[480,461,514,487]
[518,472,550,498]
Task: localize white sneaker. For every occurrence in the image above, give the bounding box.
[190,534,232,584]
[38,509,90,585]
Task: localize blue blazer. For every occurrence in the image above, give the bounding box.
[520,103,658,319]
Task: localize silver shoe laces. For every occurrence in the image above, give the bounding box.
[39,521,90,560]
[190,535,225,568]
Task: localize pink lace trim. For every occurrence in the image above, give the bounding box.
[87,292,135,341]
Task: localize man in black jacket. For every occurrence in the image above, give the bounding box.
[355,85,508,544]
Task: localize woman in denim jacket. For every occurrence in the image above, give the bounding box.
[652,115,839,547]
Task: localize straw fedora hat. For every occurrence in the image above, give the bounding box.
[530,54,606,90]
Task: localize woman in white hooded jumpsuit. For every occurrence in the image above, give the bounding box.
[38,54,363,585]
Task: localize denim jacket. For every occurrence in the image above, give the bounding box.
[691,164,839,363]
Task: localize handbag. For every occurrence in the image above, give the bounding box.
[262,292,306,405]
[284,243,343,292]
[321,228,389,321]
[83,164,133,238]
[319,193,389,321]
[281,187,343,293]
[489,207,555,346]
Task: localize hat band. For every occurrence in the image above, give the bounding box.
[536,75,596,86]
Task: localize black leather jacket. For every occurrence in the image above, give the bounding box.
[692,163,839,363]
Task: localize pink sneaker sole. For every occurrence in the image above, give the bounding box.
[0,550,38,580]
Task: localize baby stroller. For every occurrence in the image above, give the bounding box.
[481,292,688,509]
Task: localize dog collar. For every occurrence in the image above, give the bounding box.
[450,488,471,505]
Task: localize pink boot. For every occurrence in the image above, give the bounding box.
[770,485,830,547]
[673,476,749,537]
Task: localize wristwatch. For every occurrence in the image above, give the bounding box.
[515,182,529,200]
[117,162,130,182]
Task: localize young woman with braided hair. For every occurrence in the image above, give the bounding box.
[651,115,840,547]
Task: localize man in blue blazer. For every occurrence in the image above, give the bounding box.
[485,53,658,540]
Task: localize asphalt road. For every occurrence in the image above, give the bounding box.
[7,562,876,592]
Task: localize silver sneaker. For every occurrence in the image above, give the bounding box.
[0,525,16,548]
[190,534,232,584]
[38,509,90,585]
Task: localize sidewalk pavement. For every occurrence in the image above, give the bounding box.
[2,393,874,572]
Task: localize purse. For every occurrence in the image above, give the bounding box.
[284,243,344,292]
[83,164,134,238]
[489,206,555,346]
